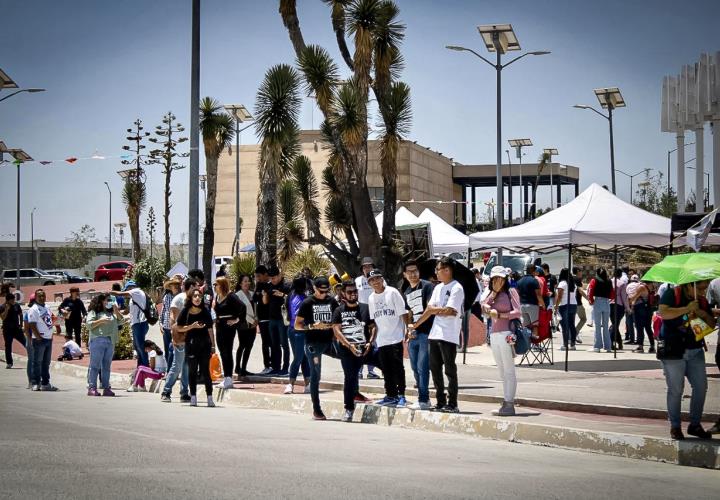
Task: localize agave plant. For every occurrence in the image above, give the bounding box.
[284,247,332,278]
[254,64,302,267]
[199,97,235,286]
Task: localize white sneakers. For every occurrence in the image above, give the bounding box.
[283,384,294,394]
[127,385,138,392]
[220,377,233,389]
[207,395,216,407]
[259,367,273,375]
[304,384,311,394]
[409,401,432,411]
[190,395,197,406]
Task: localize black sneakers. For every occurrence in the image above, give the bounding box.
[686,424,711,439]
[179,394,192,403]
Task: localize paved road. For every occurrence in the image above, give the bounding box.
[1,369,717,500]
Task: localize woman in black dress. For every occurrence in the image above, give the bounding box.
[175,290,216,407]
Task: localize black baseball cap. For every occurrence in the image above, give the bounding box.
[313,276,330,289]
[255,265,268,275]
[368,269,384,280]
[267,266,280,277]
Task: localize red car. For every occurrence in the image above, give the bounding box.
[94,261,133,282]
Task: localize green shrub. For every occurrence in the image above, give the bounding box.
[228,252,257,289]
[126,256,167,292]
[284,247,331,278]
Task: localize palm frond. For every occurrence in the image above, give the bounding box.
[332,80,365,148]
[277,179,302,227]
[377,81,412,138]
[297,45,340,115]
[346,0,381,90]
[373,1,405,88]
[254,64,302,144]
[200,97,234,159]
[292,155,321,222]
[322,164,342,198]
[324,196,353,234]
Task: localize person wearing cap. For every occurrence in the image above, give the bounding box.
[263,266,291,375]
[59,287,87,348]
[627,273,655,354]
[111,280,151,367]
[482,266,522,416]
[355,257,381,379]
[160,278,182,368]
[161,277,198,402]
[253,265,274,375]
[27,289,59,391]
[367,268,411,407]
[410,257,465,413]
[294,276,340,420]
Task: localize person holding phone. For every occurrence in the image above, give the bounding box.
[175,290,216,407]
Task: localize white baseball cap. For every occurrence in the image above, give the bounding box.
[489,266,509,279]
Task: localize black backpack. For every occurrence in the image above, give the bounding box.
[133,292,159,326]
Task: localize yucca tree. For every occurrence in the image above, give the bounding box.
[122,178,146,261]
[277,179,305,264]
[530,152,551,220]
[199,97,234,286]
[254,64,302,267]
[291,155,321,239]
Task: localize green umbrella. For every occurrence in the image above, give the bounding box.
[641,253,720,285]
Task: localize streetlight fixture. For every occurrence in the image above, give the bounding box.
[104,182,112,261]
[223,103,254,254]
[0,88,45,103]
[574,87,625,194]
[616,168,650,204]
[666,141,695,199]
[447,24,550,264]
[31,207,36,267]
[508,138,532,221]
[543,148,559,208]
[686,165,710,211]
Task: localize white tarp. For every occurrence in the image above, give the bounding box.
[417,208,470,255]
[375,206,420,233]
[469,183,673,250]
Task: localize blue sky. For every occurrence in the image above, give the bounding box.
[1,0,718,243]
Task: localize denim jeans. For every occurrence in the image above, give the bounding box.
[25,336,35,385]
[131,322,149,366]
[269,319,290,372]
[340,350,364,410]
[162,343,189,397]
[408,333,430,402]
[592,297,611,350]
[31,338,53,386]
[88,336,114,390]
[305,341,330,413]
[162,327,174,369]
[559,304,578,347]
[661,348,707,428]
[288,327,310,381]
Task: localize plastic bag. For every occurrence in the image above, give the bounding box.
[209,353,223,381]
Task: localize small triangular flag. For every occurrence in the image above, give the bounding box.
[39,161,52,165]
[65,157,78,163]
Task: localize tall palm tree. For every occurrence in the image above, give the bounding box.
[254,64,302,266]
[199,97,234,286]
[530,152,551,220]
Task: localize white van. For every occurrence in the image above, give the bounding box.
[481,251,569,278]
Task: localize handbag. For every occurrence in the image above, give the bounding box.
[509,318,531,355]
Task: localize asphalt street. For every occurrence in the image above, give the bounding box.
[0,369,717,500]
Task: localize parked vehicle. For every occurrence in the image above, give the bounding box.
[0,268,68,286]
[44,270,92,283]
[94,261,133,282]
[481,251,568,278]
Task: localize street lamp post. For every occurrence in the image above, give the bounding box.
[30,207,36,267]
[574,87,626,194]
[7,149,33,289]
[223,104,254,255]
[104,182,112,261]
[447,24,550,264]
[509,138,532,221]
[666,141,695,200]
[686,165,710,211]
[616,168,650,204]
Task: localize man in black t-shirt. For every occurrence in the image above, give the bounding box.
[252,265,273,374]
[332,280,376,422]
[517,265,542,339]
[295,277,339,421]
[657,281,715,440]
[59,287,87,347]
[1,293,25,368]
[402,260,435,409]
[542,263,557,309]
[263,266,291,375]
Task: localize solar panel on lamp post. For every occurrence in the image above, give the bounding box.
[574,87,626,194]
[223,104,254,255]
[509,138,532,221]
[447,24,550,264]
[6,148,33,289]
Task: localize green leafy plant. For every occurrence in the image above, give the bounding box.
[127,256,167,293]
[228,252,257,289]
[284,247,331,278]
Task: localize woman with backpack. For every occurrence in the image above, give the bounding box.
[553,268,577,351]
[213,277,246,390]
[587,268,614,353]
[481,266,522,417]
[657,280,715,440]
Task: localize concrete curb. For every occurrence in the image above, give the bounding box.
[245,376,720,422]
[215,387,720,470]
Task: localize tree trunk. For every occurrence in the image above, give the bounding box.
[350,178,381,262]
[163,163,172,270]
[255,164,278,267]
[279,0,306,54]
[202,156,219,287]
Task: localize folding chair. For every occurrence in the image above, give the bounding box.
[519,308,554,366]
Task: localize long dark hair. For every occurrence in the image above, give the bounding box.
[184,289,205,310]
[89,293,110,314]
[595,267,609,282]
[491,275,510,294]
[234,274,252,293]
[143,339,162,356]
[558,268,576,292]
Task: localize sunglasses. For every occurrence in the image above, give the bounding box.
[345,290,358,295]
[316,288,329,294]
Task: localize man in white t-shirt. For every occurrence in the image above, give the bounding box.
[367,269,410,407]
[410,257,465,413]
[111,280,151,367]
[27,289,58,391]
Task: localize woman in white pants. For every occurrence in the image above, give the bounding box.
[482,266,522,416]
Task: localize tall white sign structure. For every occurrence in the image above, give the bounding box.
[662,51,720,213]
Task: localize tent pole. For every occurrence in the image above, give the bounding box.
[613,247,618,360]
[565,243,572,372]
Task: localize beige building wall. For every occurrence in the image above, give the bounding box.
[213,131,456,256]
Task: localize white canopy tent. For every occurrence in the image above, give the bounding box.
[374,206,420,233]
[469,183,673,251]
[417,208,470,255]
